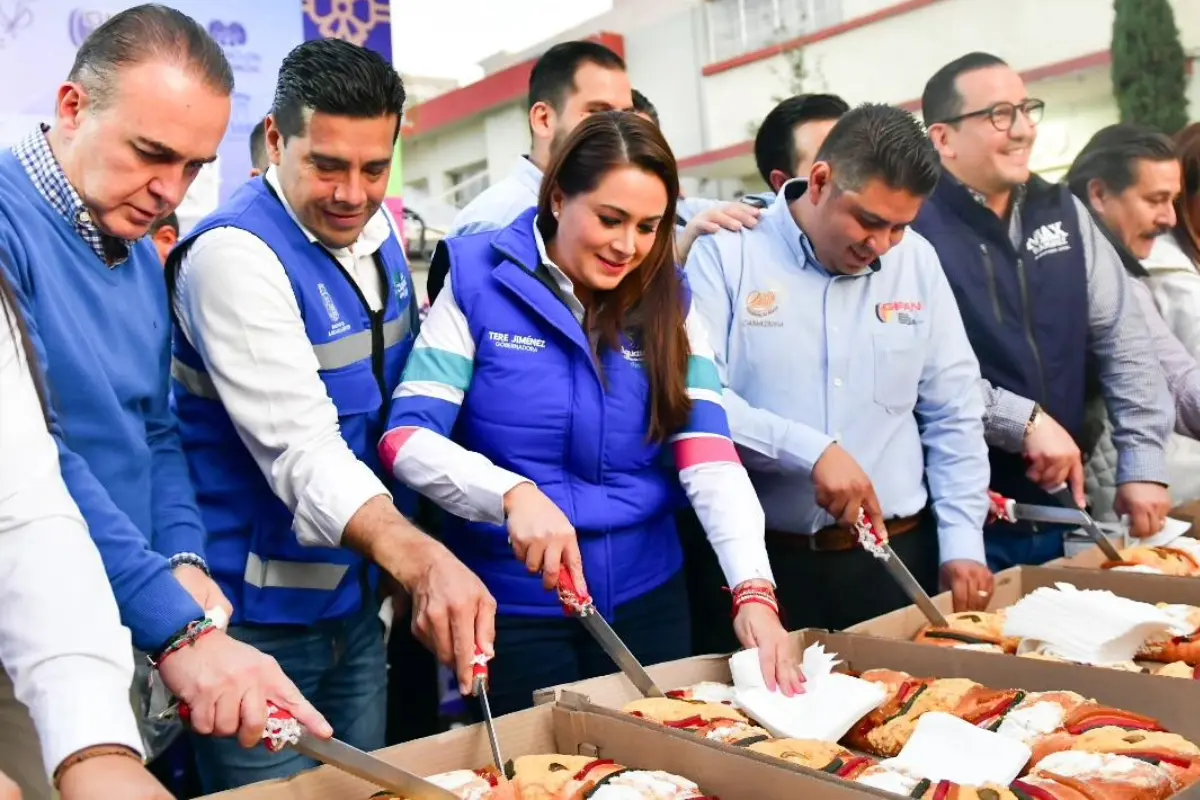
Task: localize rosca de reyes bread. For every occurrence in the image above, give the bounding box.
[619,667,1200,800]
[912,598,1200,671]
[914,611,1019,653]
[369,755,714,799]
[1102,540,1200,577]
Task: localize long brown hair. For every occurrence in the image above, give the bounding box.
[1173,123,1200,268]
[536,111,690,442]
[0,257,50,426]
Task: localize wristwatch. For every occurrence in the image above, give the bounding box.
[1025,404,1045,437]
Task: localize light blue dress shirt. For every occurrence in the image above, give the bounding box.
[450,156,544,237]
[684,180,990,565]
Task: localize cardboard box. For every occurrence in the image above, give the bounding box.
[201,702,885,799]
[845,564,1200,644]
[539,629,1200,797]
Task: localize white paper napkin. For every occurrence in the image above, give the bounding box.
[1002,583,1179,665]
[730,644,887,742]
[884,712,1032,786]
[1130,517,1193,549]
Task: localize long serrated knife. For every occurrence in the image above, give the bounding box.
[473,646,504,771]
[558,572,664,697]
[171,704,458,799]
[296,729,461,800]
[855,511,949,628]
[987,488,1123,561]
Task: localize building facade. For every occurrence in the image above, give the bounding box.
[402,0,1200,212]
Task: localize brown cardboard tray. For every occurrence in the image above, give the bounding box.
[845,564,1200,646]
[202,701,887,799]
[537,628,1200,797]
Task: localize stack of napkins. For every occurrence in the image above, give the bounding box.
[1002,583,1180,665]
[883,712,1032,786]
[730,643,887,742]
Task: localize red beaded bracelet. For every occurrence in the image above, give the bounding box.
[726,584,780,618]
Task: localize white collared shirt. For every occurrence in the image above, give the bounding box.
[0,313,142,775]
[173,168,398,548]
[449,156,544,237]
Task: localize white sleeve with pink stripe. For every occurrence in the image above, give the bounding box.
[379,278,531,525]
[672,308,774,588]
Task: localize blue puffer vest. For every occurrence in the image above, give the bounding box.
[914,174,1088,509]
[169,178,418,626]
[440,209,685,618]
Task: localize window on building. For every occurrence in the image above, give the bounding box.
[704,0,844,64]
[445,161,490,209]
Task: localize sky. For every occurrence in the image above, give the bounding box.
[391,0,614,84]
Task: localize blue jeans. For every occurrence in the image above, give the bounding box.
[191,603,387,792]
[482,571,691,716]
[983,524,1066,571]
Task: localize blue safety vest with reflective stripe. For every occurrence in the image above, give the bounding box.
[168,177,418,627]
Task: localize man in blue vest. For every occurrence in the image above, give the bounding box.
[913,52,1174,569]
[169,39,495,791]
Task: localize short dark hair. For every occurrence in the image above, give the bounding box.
[754,93,850,186]
[1066,124,1176,202]
[921,52,1009,125]
[150,211,179,235]
[632,89,659,126]
[67,4,232,109]
[249,117,269,172]
[528,40,625,113]
[816,103,941,196]
[272,38,406,141]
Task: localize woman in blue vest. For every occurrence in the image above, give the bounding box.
[379,112,800,713]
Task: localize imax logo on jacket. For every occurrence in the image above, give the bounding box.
[1026,221,1071,259]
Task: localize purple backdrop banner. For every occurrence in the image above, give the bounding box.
[301,0,392,62]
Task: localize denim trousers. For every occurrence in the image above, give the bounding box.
[481,571,692,716]
[191,603,387,792]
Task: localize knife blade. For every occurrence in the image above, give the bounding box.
[1049,487,1124,562]
[558,572,664,697]
[472,646,504,771]
[171,704,459,799]
[295,729,462,800]
[854,511,950,628]
[987,489,1123,562]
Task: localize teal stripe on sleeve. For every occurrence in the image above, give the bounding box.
[402,347,474,391]
[686,355,722,393]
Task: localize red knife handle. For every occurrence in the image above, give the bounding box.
[986,490,1015,523]
[176,703,300,753]
[557,571,592,616]
[855,509,886,545]
[472,646,490,687]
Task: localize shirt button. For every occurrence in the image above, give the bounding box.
[833,378,843,388]
[77,210,90,224]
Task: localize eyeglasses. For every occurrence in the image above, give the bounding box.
[937,99,1045,132]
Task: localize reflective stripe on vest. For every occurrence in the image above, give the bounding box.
[172,314,411,397]
[172,359,219,400]
[243,552,349,591]
[312,315,410,370]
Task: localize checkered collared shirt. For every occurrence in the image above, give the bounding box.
[12,125,131,267]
